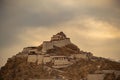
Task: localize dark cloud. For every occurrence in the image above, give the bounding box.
[0,0,77,27]
[1,0,120,29]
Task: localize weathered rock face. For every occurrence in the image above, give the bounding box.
[0,32,120,80]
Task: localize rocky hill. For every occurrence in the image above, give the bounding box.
[0,32,120,80]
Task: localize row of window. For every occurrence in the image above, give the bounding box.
[53,57,68,60]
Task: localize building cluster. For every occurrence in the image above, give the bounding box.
[21,32,92,68]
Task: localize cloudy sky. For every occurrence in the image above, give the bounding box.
[0,0,120,67]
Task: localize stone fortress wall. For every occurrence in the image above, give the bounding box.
[37,55,44,64]
[28,54,72,68]
[27,55,37,63]
[27,55,44,64]
[42,38,71,53]
[52,38,71,47]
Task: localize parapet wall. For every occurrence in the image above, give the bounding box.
[42,39,71,52]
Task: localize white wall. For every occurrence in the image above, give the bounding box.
[27,55,37,63]
[37,55,44,64]
[53,59,70,65]
[43,56,52,64]
[28,55,51,64]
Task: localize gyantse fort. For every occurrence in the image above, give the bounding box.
[22,32,92,68]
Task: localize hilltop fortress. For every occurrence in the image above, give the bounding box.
[21,32,92,68]
[1,32,120,80]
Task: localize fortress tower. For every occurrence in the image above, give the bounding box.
[51,31,67,41]
[42,32,71,53]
